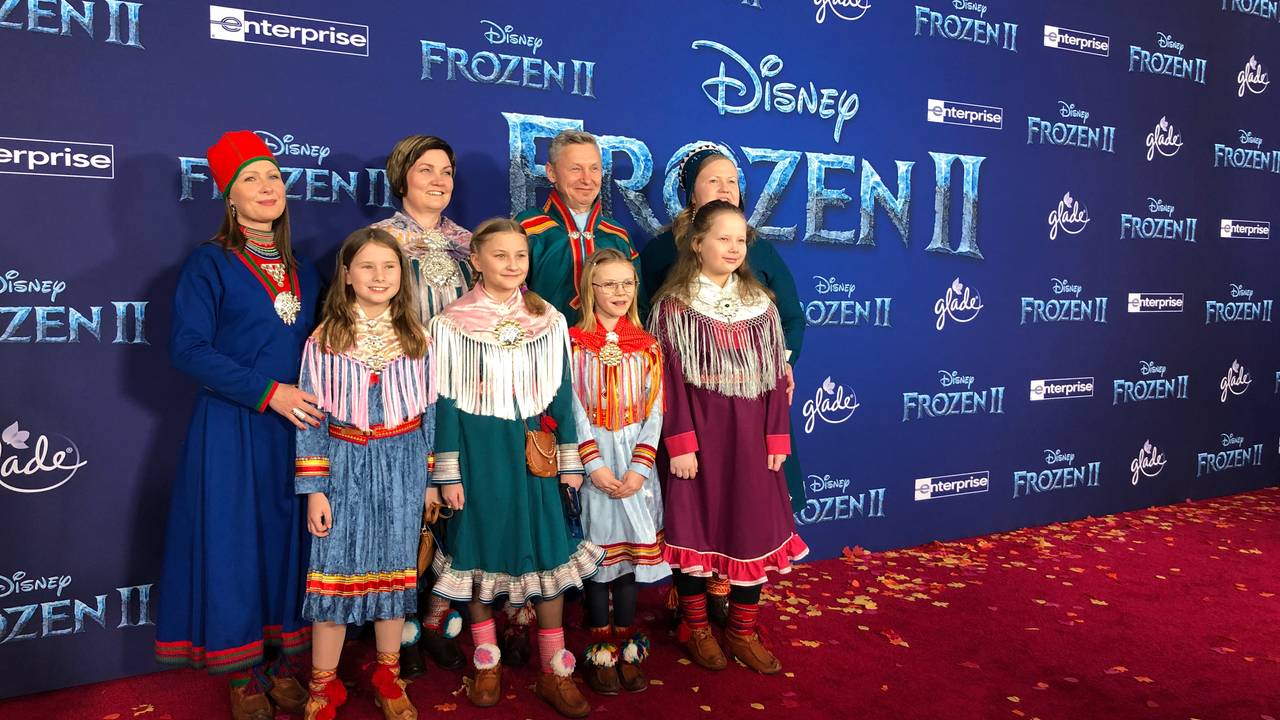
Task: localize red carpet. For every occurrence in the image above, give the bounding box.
[5,489,1279,720]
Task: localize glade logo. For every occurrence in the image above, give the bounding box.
[0,271,148,345]
[1026,101,1116,153]
[1145,116,1183,161]
[914,470,989,501]
[0,571,73,599]
[1043,24,1110,57]
[422,28,596,97]
[0,137,114,180]
[1220,219,1270,239]
[209,5,369,56]
[1221,0,1279,22]
[1048,191,1089,239]
[1120,196,1198,243]
[1020,277,1108,324]
[1197,432,1264,477]
[1206,283,1273,323]
[934,277,983,330]
[1130,440,1167,485]
[913,2,1018,52]
[902,370,1005,422]
[1013,448,1101,498]
[1214,129,1280,173]
[805,276,892,328]
[254,131,329,166]
[801,376,860,433]
[693,40,859,142]
[808,473,852,495]
[793,486,886,525]
[0,421,87,494]
[814,0,871,24]
[1127,292,1184,313]
[927,99,1003,130]
[1113,361,1189,405]
[481,20,543,54]
[1029,377,1094,401]
[1238,55,1270,96]
[1220,359,1252,402]
[0,0,142,48]
[1129,31,1208,84]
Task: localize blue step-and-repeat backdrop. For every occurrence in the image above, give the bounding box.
[2,0,1278,698]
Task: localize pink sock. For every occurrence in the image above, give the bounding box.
[537,627,565,673]
[471,618,497,648]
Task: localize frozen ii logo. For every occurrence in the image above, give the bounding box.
[692,40,860,142]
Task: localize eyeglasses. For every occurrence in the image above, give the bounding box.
[592,280,637,294]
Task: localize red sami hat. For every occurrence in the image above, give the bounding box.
[206,130,278,193]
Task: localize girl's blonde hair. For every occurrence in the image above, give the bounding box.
[655,200,773,305]
[469,218,547,316]
[576,248,640,332]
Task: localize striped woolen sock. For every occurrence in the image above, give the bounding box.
[679,593,710,629]
[470,617,497,648]
[537,627,566,673]
[727,601,761,637]
[707,577,731,597]
[423,595,451,632]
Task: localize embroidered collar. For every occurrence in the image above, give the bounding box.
[689,273,768,323]
[570,315,656,355]
[389,211,471,260]
[350,304,402,372]
[545,189,601,240]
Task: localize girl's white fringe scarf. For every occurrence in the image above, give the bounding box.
[429,314,569,420]
[650,298,785,400]
[303,338,435,430]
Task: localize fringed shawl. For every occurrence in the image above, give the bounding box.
[570,316,663,430]
[430,286,569,420]
[649,276,785,399]
[303,338,434,431]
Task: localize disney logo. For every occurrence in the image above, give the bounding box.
[1140,361,1167,377]
[953,0,987,17]
[1230,283,1254,299]
[807,473,852,494]
[1156,31,1184,55]
[1057,101,1090,124]
[937,370,974,389]
[1051,278,1082,297]
[1044,449,1076,465]
[0,570,73,599]
[254,131,330,166]
[0,270,66,303]
[814,0,871,24]
[0,421,87,495]
[813,275,857,297]
[1221,432,1245,448]
[481,20,544,55]
[1147,197,1175,217]
[1238,129,1264,147]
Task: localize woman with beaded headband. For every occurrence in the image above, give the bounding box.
[154,130,322,720]
[371,134,474,674]
[428,218,603,718]
[638,144,808,624]
[570,248,671,696]
[649,200,809,676]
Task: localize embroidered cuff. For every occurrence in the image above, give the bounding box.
[630,444,657,470]
[766,433,791,455]
[578,439,602,467]
[257,381,280,413]
[665,431,698,457]
[558,443,584,473]
[432,451,461,485]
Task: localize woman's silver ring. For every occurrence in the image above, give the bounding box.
[292,408,307,420]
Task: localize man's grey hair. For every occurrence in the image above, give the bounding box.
[548,130,600,164]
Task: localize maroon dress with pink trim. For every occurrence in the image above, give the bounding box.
[649,274,809,586]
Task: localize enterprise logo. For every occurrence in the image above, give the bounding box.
[1030,377,1095,401]
[927,99,1004,130]
[1220,219,1270,239]
[0,136,114,179]
[209,5,369,56]
[914,471,990,501]
[1043,25,1111,57]
[1127,293,1184,313]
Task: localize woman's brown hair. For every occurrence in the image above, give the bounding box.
[212,198,298,273]
[317,227,428,358]
[386,135,455,200]
[469,218,547,316]
[576,248,641,332]
[655,200,773,305]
